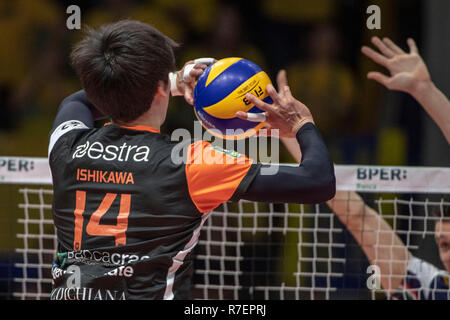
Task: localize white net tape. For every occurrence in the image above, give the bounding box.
[1,157,449,300]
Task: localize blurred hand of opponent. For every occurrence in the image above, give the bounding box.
[362,37,450,144]
[362,37,431,95]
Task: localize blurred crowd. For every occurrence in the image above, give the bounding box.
[0,0,423,166]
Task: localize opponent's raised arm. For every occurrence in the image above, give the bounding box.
[280,135,410,295]
[362,37,450,143]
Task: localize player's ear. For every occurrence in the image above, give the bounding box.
[155,80,170,98]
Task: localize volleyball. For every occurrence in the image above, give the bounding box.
[193,57,273,140]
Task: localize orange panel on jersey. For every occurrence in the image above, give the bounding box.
[185,140,253,213]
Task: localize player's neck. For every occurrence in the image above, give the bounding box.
[119,117,161,132]
[116,103,167,132]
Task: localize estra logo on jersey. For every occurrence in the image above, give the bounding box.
[72,141,150,162]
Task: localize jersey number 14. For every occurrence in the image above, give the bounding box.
[73,190,131,250]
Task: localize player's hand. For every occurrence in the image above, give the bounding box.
[362,37,431,95]
[173,58,216,105]
[235,70,314,138]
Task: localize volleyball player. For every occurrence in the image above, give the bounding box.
[48,20,335,300]
[281,37,449,299]
[326,191,450,300]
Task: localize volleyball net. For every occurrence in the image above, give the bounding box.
[1,156,449,300]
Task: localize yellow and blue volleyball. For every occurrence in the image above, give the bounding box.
[194,57,273,140]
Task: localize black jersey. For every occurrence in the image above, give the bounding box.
[48,120,260,300]
[48,90,335,300]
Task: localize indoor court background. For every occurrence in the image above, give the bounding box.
[0,0,449,300]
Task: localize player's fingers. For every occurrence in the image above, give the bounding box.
[407,38,419,54]
[188,69,203,79]
[235,111,267,122]
[283,85,294,101]
[371,36,395,58]
[194,57,216,65]
[194,63,208,70]
[256,122,279,137]
[189,66,207,79]
[267,128,280,138]
[257,127,278,137]
[260,122,272,129]
[256,129,269,137]
[382,37,405,55]
[266,84,283,105]
[184,87,195,105]
[183,64,196,81]
[185,63,210,81]
[276,69,288,93]
[247,112,266,122]
[235,111,248,120]
[361,46,389,68]
[367,71,390,88]
[245,93,277,113]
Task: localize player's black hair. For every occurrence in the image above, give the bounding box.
[71,20,178,123]
[432,203,450,221]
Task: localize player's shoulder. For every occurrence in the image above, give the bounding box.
[407,255,447,279]
[405,255,449,299]
[48,119,93,158]
[185,139,251,166]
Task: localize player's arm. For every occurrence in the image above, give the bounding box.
[184,70,334,213]
[48,90,105,156]
[185,121,335,214]
[362,37,450,144]
[235,71,335,204]
[51,90,102,132]
[280,135,410,294]
[327,191,410,295]
[241,123,335,204]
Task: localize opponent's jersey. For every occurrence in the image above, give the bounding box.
[391,255,450,300]
[48,120,260,300]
